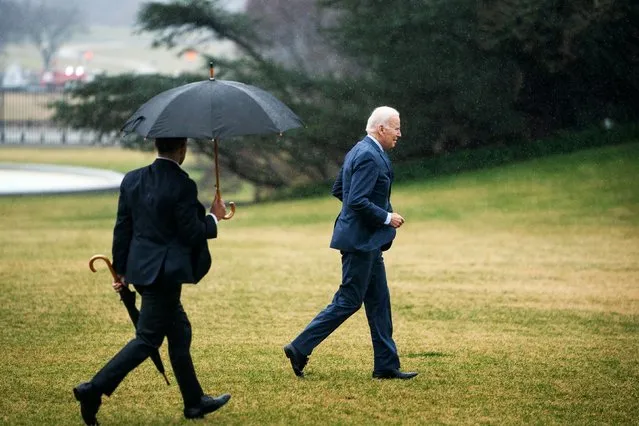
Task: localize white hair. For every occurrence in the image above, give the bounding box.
[366,106,400,133]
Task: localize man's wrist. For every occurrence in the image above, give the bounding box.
[207,212,219,224]
[385,212,392,225]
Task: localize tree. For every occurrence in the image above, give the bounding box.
[52,0,639,198]
[20,0,85,71]
[476,0,639,133]
[323,0,638,148]
[244,0,354,77]
[322,0,526,155]
[132,0,364,189]
[0,0,24,55]
[51,73,201,144]
[52,0,350,192]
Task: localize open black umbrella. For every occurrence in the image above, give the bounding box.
[121,63,304,219]
[88,255,170,385]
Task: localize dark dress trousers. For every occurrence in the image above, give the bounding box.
[292,136,401,373]
[91,158,217,408]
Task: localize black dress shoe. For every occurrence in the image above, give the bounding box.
[73,382,102,426]
[283,343,308,377]
[184,393,231,419]
[372,369,418,380]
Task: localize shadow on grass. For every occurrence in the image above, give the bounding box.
[404,352,450,358]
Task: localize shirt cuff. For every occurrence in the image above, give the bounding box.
[207,212,219,225]
[384,212,391,225]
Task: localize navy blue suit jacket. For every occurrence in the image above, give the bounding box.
[330,136,396,252]
[112,158,217,286]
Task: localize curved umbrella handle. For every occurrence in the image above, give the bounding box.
[223,202,236,220]
[89,254,119,281]
[214,138,236,220]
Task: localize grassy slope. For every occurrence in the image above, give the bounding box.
[0,143,637,425]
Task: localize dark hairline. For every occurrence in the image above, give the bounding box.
[155,137,187,154]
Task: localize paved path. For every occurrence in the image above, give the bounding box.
[0,163,124,195]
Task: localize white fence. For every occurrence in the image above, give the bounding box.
[0,89,111,145]
[0,125,108,145]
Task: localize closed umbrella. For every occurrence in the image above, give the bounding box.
[88,255,170,385]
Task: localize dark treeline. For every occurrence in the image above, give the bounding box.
[52,0,639,198]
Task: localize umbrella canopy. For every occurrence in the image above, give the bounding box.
[121,76,303,140]
[120,65,304,220]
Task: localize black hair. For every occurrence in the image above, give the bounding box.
[155,137,187,154]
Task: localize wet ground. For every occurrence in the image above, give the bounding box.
[0,163,124,195]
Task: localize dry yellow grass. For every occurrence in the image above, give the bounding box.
[0,145,204,175]
[0,145,154,168]
[0,143,637,424]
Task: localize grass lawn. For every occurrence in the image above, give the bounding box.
[0,143,637,424]
[0,145,255,203]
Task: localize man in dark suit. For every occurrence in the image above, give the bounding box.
[284,107,417,380]
[73,137,231,425]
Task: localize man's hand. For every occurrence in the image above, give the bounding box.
[210,195,227,221]
[112,275,127,292]
[389,212,405,229]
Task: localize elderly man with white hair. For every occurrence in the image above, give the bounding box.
[284,106,417,380]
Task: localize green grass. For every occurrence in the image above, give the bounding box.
[0,146,255,203]
[0,145,156,173]
[0,143,638,424]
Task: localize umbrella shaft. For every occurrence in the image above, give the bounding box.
[214,138,221,195]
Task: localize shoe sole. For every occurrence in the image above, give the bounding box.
[372,373,418,380]
[283,346,304,377]
[184,395,231,419]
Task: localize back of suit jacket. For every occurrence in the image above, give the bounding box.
[330,136,396,252]
[112,158,217,286]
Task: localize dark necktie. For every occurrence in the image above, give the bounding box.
[382,151,394,180]
[381,150,393,204]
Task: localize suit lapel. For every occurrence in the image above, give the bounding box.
[363,136,394,204]
[383,151,394,181]
[364,136,393,177]
[365,136,395,181]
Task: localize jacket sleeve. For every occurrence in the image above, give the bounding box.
[112,180,132,276]
[175,178,217,247]
[346,153,389,226]
[331,166,344,201]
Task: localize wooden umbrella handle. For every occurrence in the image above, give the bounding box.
[214,187,235,220]
[224,202,236,219]
[214,139,236,220]
[89,254,119,281]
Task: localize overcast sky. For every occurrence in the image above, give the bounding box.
[13,0,246,26]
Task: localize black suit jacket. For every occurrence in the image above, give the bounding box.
[112,158,217,286]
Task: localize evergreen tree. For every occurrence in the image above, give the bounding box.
[52,0,639,196]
